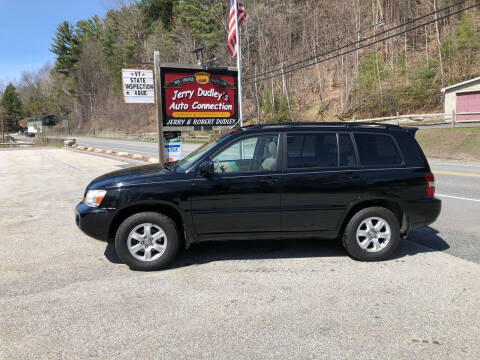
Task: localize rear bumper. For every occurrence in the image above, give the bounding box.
[75,202,115,242]
[406,197,442,230]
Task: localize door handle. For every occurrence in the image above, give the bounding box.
[259,177,278,185]
[344,171,360,180]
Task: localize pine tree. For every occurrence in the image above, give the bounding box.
[76,16,103,42]
[1,83,23,119]
[50,21,80,75]
[174,0,224,49]
[140,0,175,30]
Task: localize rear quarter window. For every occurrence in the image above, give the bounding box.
[392,131,427,168]
[354,133,402,166]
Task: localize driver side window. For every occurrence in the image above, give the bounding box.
[211,135,279,173]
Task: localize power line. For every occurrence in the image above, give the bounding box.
[248,20,385,74]
[246,1,479,85]
[245,0,464,81]
[247,0,469,82]
[245,0,470,83]
[249,2,480,85]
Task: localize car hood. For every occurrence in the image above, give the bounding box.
[87,163,182,190]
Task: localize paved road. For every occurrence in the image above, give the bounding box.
[1,148,479,359]
[75,136,201,158]
[409,160,480,263]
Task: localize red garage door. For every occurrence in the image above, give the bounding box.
[456,91,480,121]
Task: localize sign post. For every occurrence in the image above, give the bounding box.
[154,51,165,165]
[122,64,163,164]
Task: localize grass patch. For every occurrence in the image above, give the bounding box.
[34,135,65,147]
[416,127,480,161]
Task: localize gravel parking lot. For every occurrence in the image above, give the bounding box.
[1,148,479,359]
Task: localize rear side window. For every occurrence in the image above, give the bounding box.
[338,134,357,166]
[354,133,402,166]
[393,131,426,167]
[287,133,338,168]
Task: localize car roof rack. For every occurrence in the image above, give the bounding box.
[245,121,402,130]
[348,121,401,129]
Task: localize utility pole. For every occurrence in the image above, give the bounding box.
[154,51,164,165]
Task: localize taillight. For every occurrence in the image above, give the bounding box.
[425,172,435,198]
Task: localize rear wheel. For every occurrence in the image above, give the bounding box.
[115,212,180,271]
[343,207,400,261]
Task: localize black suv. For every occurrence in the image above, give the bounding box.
[75,122,441,270]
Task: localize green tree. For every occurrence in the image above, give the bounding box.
[454,13,480,80]
[1,83,23,119]
[261,88,291,123]
[408,57,440,110]
[140,0,175,30]
[76,16,102,40]
[50,21,80,75]
[357,53,385,91]
[441,13,480,83]
[174,0,224,49]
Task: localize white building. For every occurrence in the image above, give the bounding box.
[441,77,480,121]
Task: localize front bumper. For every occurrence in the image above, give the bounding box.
[406,197,442,230]
[75,202,115,242]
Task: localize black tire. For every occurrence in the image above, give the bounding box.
[343,206,400,261]
[115,212,180,271]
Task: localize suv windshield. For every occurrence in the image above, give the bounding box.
[174,130,241,171]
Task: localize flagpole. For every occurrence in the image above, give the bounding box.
[234,0,243,127]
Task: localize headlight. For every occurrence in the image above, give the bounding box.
[84,190,107,207]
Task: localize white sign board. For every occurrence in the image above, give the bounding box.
[122,69,155,103]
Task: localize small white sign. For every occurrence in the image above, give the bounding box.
[122,69,155,103]
[164,132,182,162]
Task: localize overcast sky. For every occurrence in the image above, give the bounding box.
[0,0,110,85]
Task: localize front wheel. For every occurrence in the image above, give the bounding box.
[343,207,400,261]
[115,212,180,271]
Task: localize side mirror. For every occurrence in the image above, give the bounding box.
[199,161,214,177]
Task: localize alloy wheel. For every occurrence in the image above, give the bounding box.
[356,217,391,253]
[127,223,168,261]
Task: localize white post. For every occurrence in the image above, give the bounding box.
[234,0,243,127]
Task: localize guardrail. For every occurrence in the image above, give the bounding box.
[350,111,480,127]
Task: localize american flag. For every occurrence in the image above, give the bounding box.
[227,0,246,57]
